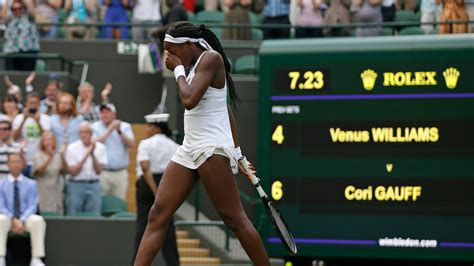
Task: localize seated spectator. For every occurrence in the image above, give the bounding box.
[0,153,46,266]
[323,0,351,36]
[1,95,20,122]
[4,71,36,105]
[65,121,107,215]
[93,103,134,200]
[436,0,469,33]
[355,0,383,36]
[35,0,63,38]
[262,0,291,39]
[222,0,252,40]
[39,75,62,115]
[101,0,131,39]
[131,0,162,42]
[78,82,112,123]
[31,132,66,214]
[0,119,21,178]
[50,92,84,148]
[12,93,51,177]
[3,0,40,71]
[293,0,324,38]
[64,0,94,39]
[421,0,441,33]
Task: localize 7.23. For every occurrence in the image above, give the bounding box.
[289,71,324,90]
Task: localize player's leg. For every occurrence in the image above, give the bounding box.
[134,162,198,266]
[197,155,270,266]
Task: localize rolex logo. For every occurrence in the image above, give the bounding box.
[443,67,460,89]
[361,69,377,91]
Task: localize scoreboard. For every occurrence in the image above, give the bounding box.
[257,35,474,261]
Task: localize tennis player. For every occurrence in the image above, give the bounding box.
[133,21,270,266]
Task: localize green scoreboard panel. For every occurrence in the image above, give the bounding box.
[257,35,474,261]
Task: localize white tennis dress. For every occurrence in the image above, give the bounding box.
[171,51,238,174]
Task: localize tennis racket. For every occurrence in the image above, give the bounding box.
[239,157,297,255]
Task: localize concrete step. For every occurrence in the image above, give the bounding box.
[178,247,211,257]
[180,256,221,265]
[176,230,189,239]
[177,238,200,248]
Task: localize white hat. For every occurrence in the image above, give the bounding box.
[145,113,169,123]
[7,85,21,95]
[100,103,117,113]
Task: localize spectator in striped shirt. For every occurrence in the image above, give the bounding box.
[0,119,21,178]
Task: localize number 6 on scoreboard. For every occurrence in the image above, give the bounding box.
[272,125,285,144]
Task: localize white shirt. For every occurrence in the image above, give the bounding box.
[12,113,51,165]
[136,134,178,177]
[132,0,161,21]
[65,140,107,181]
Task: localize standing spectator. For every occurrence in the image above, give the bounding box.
[3,0,40,71]
[39,77,62,115]
[262,0,291,39]
[381,0,396,21]
[64,0,94,39]
[0,153,46,266]
[12,93,51,177]
[355,0,383,36]
[436,0,469,33]
[420,0,441,33]
[101,0,131,39]
[35,0,63,38]
[222,0,252,40]
[65,121,107,215]
[293,0,324,38]
[1,95,20,122]
[151,0,188,50]
[92,103,135,201]
[78,82,112,123]
[0,119,21,178]
[31,132,66,214]
[131,0,162,42]
[323,0,351,36]
[50,92,84,149]
[133,114,179,264]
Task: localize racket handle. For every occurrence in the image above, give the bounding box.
[238,156,259,186]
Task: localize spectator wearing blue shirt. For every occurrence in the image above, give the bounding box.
[0,153,46,266]
[50,92,84,150]
[93,103,135,201]
[263,0,291,39]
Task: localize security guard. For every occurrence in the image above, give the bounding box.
[133,113,180,265]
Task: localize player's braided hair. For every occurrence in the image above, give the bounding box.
[166,21,239,108]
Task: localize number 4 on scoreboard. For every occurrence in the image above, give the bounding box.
[272,125,285,144]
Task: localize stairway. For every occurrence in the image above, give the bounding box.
[177,230,221,265]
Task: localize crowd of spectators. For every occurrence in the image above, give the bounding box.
[0,73,134,217]
[0,0,470,45]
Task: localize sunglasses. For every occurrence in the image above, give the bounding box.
[11,7,24,11]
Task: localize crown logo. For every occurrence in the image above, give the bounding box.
[360,69,377,91]
[443,67,460,89]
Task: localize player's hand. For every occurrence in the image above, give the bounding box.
[165,51,183,71]
[238,159,257,177]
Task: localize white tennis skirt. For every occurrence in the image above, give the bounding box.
[171,145,239,174]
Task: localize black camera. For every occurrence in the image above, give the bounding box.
[29,108,38,114]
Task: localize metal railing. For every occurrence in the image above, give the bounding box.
[0,52,89,83]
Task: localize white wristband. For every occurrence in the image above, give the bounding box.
[173,65,185,81]
[233,146,243,160]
